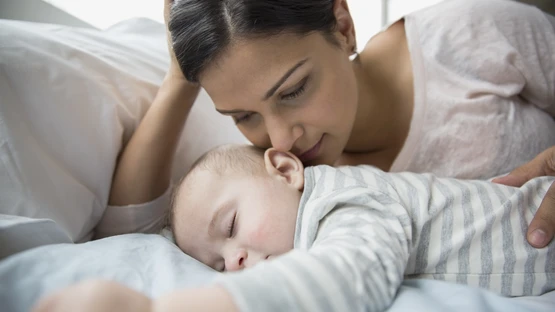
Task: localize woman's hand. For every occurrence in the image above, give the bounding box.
[32,280,152,312]
[164,0,186,80]
[493,146,555,248]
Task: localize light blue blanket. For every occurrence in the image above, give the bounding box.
[1,232,554,312]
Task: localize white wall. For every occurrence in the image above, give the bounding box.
[348,0,383,50]
[349,0,443,48]
[43,0,164,29]
[388,0,443,22]
[1,0,444,44]
[0,0,94,28]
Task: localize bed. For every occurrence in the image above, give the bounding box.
[0,11,554,312]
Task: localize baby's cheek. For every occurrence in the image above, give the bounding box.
[249,211,285,246]
[247,213,293,252]
[247,219,270,246]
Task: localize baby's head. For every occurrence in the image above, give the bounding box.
[170,144,305,272]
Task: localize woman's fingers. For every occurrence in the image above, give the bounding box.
[527,181,555,248]
[162,0,186,78]
[492,148,552,187]
[493,146,555,248]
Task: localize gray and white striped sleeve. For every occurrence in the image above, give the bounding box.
[216,187,412,312]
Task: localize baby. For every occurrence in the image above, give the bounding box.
[167,144,555,311]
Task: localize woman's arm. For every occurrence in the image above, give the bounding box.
[108,77,199,206]
[108,0,200,206]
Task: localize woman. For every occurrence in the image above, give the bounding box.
[103,0,555,248]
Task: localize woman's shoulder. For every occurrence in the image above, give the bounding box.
[361,18,405,57]
[400,0,548,64]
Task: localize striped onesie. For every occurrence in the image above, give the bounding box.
[217,165,555,312]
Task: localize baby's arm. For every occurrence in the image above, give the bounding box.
[214,188,412,312]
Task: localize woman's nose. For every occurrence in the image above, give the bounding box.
[266,118,303,152]
[225,249,247,272]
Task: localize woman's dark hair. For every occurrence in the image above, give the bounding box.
[169,0,339,82]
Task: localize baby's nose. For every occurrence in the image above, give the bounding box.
[225,249,247,272]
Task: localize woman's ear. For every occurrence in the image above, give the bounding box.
[333,0,357,55]
[264,148,304,191]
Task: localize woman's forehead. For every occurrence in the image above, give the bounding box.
[199,32,328,86]
[199,33,333,110]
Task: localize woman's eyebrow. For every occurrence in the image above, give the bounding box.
[216,108,247,114]
[263,58,309,100]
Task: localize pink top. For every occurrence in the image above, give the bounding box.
[390,0,555,179]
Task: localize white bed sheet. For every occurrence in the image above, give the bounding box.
[1,227,553,312]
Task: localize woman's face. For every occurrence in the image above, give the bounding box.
[199,32,358,166]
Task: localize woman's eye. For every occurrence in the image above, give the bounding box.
[227,213,236,238]
[233,113,253,124]
[281,77,308,101]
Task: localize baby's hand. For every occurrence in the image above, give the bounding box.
[32,280,152,312]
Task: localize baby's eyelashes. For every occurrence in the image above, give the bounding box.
[227,213,237,238]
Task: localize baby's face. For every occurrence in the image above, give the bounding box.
[173,152,304,272]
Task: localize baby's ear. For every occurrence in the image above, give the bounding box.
[264,148,304,191]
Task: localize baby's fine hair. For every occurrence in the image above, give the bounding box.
[167,144,265,231]
[189,144,266,176]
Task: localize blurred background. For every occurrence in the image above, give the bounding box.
[0,0,442,47]
[1,0,552,48]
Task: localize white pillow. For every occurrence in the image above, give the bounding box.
[0,214,72,260]
[0,18,246,245]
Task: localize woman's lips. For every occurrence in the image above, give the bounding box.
[298,136,323,162]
